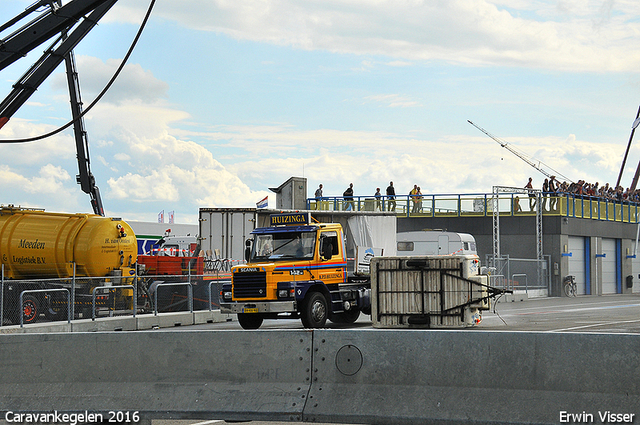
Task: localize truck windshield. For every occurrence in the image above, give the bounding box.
[252,231,316,261]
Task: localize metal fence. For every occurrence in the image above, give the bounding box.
[486,255,551,296]
[0,263,229,327]
[308,192,640,223]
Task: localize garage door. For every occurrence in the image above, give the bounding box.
[601,238,618,294]
[568,236,587,295]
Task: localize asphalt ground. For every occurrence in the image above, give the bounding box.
[156,293,640,334]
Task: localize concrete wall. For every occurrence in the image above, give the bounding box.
[0,329,638,424]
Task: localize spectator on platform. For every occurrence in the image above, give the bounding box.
[343,183,354,211]
[525,177,535,210]
[375,188,382,211]
[386,181,396,211]
[412,186,423,214]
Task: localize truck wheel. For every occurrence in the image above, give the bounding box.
[301,292,328,328]
[237,313,264,330]
[21,295,40,324]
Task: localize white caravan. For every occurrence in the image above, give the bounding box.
[396,231,478,256]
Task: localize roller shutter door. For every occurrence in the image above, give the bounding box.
[568,236,587,295]
[601,238,617,294]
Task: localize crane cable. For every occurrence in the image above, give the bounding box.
[0,0,156,144]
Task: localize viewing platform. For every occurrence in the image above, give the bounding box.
[307,192,640,224]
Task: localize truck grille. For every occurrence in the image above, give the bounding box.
[233,272,267,298]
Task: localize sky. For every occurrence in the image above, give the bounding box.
[2,0,640,224]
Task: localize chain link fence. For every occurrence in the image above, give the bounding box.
[485,255,551,297]
[1,264,229,326]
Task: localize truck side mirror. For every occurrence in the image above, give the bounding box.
[245,239,252,262]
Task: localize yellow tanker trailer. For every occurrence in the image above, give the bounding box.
[0,206,138,324]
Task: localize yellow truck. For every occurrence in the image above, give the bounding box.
[220,212,372,329]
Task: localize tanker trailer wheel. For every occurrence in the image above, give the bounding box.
[44,293,66,321]
[237,313,264,330]
[301,291,328,328]
[21,295,40,324]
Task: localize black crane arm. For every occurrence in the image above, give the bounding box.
[0,0,118,216]
[0,0,114,71]
[0,0,117,130]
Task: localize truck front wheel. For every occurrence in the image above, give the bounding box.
[301,292,328,328]
[237,313,264,330]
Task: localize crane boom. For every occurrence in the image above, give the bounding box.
[468,120,572,183]
[0,0,118,215]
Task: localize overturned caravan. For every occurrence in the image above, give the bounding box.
[371,255,509,328]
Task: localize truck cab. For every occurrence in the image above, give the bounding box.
[220,213,370,329]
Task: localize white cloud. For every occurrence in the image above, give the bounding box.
[0,163,78,211]
[110,0,640,72]
[0,119,75,164]
[95,113,271,208]
[51,56,169,104]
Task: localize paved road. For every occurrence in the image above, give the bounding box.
[156,293,640,334]
[481,294,640,333]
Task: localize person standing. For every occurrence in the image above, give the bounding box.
[315,184,324,210]
[525,177,535,211]
[548,176,557,211]
[375,187,382,211]
[410,185,419,213]
[386,181,396,211]
[413,186,423,214]
[343,183,354,211]
[541,178,549,211]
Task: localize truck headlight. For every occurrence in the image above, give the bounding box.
[222,291,232,301]
[277,289,294,299]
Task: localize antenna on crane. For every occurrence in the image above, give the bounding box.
[467,120,573,183]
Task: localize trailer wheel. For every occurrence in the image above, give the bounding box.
[21,295,40,324]
[44,305,65,321]
[44,294,66,321]
[301,291,328,328]
[237,313,264,330]
[330,309,360,324]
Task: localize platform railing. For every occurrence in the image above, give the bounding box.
[307,192,640,223]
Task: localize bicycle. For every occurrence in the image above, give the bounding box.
[563,275,577,297]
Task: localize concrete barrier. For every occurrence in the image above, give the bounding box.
[0,330,313,422]
[0,330,638,424]
[306,330,640,424]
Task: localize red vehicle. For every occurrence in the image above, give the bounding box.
[137,234,229,312]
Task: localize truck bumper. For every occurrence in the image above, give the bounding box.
[221,301,296,314]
